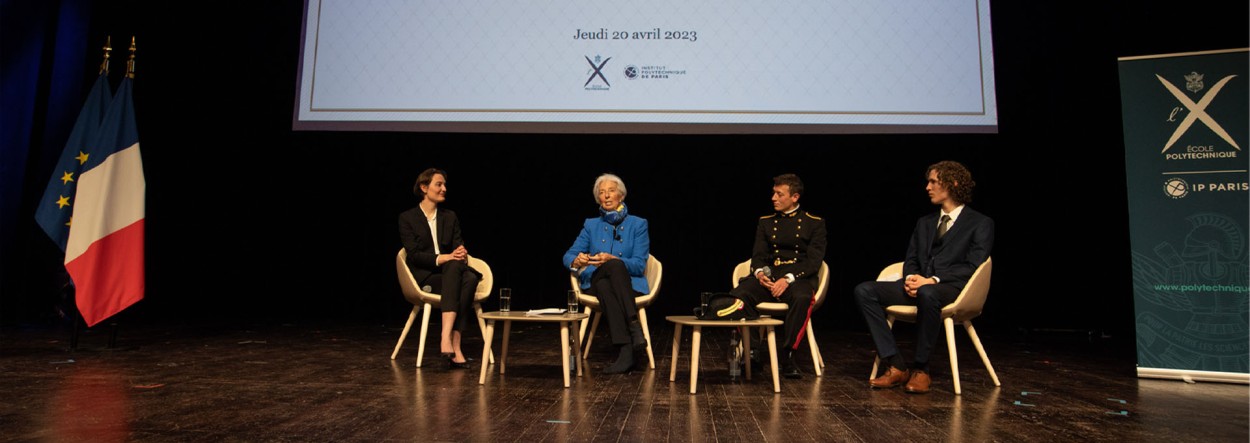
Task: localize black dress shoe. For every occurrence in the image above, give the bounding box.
[781,355,801,379]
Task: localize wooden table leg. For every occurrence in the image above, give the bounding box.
[479,319,495,385]
[570,319,583,377]
[766,326,780,393]
[500,320,512,374]
[560,322,571,388]
[690,326,702,394]
[741,325,752,381]
[669,323,682,382]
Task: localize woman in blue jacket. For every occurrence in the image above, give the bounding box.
[563,173,650,373]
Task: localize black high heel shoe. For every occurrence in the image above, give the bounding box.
[445,353,470,369]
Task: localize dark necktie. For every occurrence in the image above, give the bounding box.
[937,214,951,239]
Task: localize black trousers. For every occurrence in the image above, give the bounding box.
[730,277,815,351]
[423,259,480,332]
[584,260,641,346]
[854,279,960,369]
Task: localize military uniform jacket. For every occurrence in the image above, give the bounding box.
[750,208,827,281]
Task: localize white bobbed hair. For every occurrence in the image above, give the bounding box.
[593,173,627,203]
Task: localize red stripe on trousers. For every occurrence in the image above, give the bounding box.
[792,291,816,350]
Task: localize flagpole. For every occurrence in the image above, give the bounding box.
[94,35,137,350]
[68,37,117,350]
[99,36,112,75]
[125,36,135,78]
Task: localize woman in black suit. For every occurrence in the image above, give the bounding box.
[398,168,481,369]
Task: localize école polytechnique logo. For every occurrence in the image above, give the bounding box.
[584,55,611,90]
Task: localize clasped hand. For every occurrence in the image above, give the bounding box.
[903,274,936,297]
[756,272,789,298]
[437,245,469,265]
[573,252,617,268]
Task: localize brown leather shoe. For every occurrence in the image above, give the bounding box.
[904,370,931,394]
[869,367,910,389]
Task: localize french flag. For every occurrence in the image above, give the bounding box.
[63,76,145,327]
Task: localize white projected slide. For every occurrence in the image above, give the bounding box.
[294,0,998,133]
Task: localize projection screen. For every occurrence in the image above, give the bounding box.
[293,0,998,134]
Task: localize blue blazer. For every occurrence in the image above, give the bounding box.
[903,207,994,290]
[562,215,651,294]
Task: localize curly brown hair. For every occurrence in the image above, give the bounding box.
[926,161,975,204]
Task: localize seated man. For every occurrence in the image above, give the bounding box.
[730,174,827,379]
[854,160,993,394]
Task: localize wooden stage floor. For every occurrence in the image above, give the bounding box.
[3,319,1246,442]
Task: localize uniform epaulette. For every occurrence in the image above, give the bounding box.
[759,214,776,219]
[805,212,822,220]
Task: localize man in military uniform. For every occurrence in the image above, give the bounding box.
[730,173,827,379]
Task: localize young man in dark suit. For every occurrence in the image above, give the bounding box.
[854,161,994,393]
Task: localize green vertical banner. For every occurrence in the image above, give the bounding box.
[1118,48,1249,383]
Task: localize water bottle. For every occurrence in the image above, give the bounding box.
[727,329,742,379]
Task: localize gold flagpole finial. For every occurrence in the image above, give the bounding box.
[99,36,112,75]
[125,36,136,79]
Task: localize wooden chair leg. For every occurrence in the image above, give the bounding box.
[416,304,432,368]
[805,322,823,376]
[945,317,961,395]
[639,308,655,369]
[391,306,419,360]
[475,304,495,364]
[869,316,896,379]
[964,320,1001,386]
[578,305,592,343]
[582,311,602,358]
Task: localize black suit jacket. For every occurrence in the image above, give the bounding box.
[903,207,993,290]
[398,206,467,284]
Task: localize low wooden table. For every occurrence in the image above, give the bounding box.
[478,311,591,388]
[666,315,784,394]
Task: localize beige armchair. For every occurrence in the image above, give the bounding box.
[731,260,830,376]
[569,255,663,369]
[869,257,1000,394]
[391,249,494,367]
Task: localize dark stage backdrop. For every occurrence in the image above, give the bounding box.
[3,2,1247,353]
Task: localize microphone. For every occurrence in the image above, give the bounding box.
[760,266,772,278]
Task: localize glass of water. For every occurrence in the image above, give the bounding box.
[499,288,512,313]
[567,290,578,315]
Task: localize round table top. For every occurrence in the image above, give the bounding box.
[665,315,782,326]
[480,310,590,321]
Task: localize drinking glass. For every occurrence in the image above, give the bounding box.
[499,288,512,313]
[567,290,579,314]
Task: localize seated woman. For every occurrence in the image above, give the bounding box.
[399,168,482,369]
[562,173,650,374]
